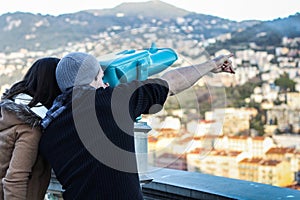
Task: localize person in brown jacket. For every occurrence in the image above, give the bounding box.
[0,57,61,200]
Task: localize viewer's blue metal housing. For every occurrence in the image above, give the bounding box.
[100,43,178,87]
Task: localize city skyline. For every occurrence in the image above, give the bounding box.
[0,0,299,22]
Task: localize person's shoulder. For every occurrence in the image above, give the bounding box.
[0,99,41,127]
[118,78,168,88]
[143,78,169,86]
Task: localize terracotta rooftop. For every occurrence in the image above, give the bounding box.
[239,157,263,164]
[265,147,296,154]
[157,152,186,159]
[252,136,265,140]
[199,119,216,124]
[260,159,281,166]
[210,150,242,157]
[286,184,300,191]
[193,135,218,140]
[188,148,205,154]
[228,135,248,140]
[148,136,158,143]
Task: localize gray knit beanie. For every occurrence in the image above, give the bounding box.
[56,52,101,92]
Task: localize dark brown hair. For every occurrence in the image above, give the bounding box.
[2,57,62,109]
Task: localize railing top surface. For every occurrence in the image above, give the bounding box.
[143,168,300,200]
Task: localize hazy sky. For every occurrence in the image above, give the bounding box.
[0,0,299,21]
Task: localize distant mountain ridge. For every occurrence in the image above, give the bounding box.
[0,0,299,53]
[225,13,300,47]
[86,0,190,19]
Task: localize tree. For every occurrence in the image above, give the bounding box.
[225,81,260,108]
[275,72,296,92]
[250,111,265,136]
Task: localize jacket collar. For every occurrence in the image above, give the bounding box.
[14,93,48,118]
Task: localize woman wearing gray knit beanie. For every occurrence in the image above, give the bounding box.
[40,51,234,200]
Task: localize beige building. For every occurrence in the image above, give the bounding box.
[205,107,257,135]
[266,105,300,133]
[186,148,206,172]
[258,160,293,187]
[265,147,300,175]
[148,128,193,165]
[265,147,296,160]
[189,135,219,152]
[239,158,294,187]
[149,128,178,158]
[186,119,222,136]
[187,149,246,179]
[287,92,300,109]
[239,158,263,182]
[251,136,274,157]
[215,135,275,157]
[155,153,187,170]
[290,151,300,173]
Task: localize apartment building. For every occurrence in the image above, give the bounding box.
[187,149,246,179]
[215,135,275,157]
[258,159,293,187]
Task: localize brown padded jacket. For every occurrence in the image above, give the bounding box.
[0,99,50,200]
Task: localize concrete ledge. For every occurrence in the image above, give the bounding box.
[142,168,300,200]
[48,168,300,199]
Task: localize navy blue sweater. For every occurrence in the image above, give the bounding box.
[39,79,169,200]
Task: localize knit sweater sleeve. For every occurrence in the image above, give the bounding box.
[114,78,169,119]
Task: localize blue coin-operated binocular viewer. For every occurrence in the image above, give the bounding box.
[99,43,178,87]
